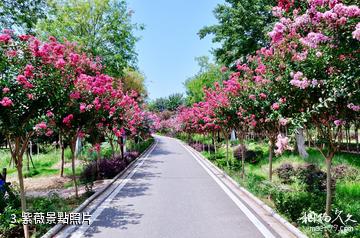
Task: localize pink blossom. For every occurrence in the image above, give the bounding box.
[80,103,86,112]
[46,111,54,117]
[63,114,74,125]
[45,130,54,137]
[352,23,360,41]
[55,58,66,69]
[16,75,34,89]
[0,97,13,107]
[300,32,330,48]
[24,64,34,77]
[279,97,287,104]
[268,22,286,44]
[272,103,280,110]
[249,94,256,100]
[34,121,47,130]
[0,34,11,43]
[334,119,345,126]
[2,87,10,93]
[279,118,288,126]
[259,93,267,99]
[6,50,17,57]
[347,103,360,111]
[290,71,310,89]
[18,34,30,41]
[275,134,291,155]
[220,66,228,72]
[70,92,81,99]
[316,51,322,57]
[27,94,34,100]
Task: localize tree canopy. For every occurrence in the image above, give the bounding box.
[36,0,143,78]
[184,56,223,105]
[198,0,277,65]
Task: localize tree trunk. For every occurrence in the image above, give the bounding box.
[325,156,333,216]
[109,138,115,159]
[120,136,124,160]
[213,132,217,159]
[59,135,65,177]
[295,128,308,158]
[70,139,79,198]
[16,156,30,238]
[268,138,275,181]
[241,142,246,179]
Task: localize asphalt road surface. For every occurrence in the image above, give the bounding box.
[71,136,278,238]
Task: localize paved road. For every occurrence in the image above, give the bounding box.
[71,136,277,238]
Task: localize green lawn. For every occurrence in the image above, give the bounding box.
[193,137,360,238]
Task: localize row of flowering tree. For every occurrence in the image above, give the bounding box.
[0,31,153,238]
[174,0,359,219]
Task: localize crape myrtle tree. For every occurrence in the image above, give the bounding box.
[0,31,86,238]
[262,0,360,215]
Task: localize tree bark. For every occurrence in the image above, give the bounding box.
[59,135,65,177]
[268,137,275,181]
[241,142,246,179]
[295,128,308,158]
[70,139,79,198]
[16,157,30,238]
[325,156,333,216]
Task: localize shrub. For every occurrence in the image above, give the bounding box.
[233,146,263,164]
[124,151,139,164]
[295,163,335,194]
[276,163,295,184]
[189,142,205,152]
[332,164,359,182]
[272,190,326,222]
[80,158,127,183]
[0,187,22,238]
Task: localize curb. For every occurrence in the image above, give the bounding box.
[178,139,307,238]
[41,139,156,238]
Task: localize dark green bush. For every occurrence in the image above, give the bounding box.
[296,163,335,194]
[233,146,263,164]
[276,163,295,184]
[272,190,326,222]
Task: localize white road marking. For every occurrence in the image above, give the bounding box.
[68,139,158,238]
[178,140,276,238]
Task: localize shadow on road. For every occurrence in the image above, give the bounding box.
[83,153,164,236]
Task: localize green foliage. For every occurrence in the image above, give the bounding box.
[272,190,326,222]
[198,0,277,65]
[121,67,147,99]
[184,56,223,105]
[148,93,184,112]
[0,0,48,33]
[36,0,143,77]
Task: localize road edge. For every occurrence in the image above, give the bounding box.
[41,138,157,238]
[175,138,308,238]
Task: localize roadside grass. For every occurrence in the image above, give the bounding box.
[195,137,360,238]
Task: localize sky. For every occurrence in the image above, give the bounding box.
[128,0,222,100]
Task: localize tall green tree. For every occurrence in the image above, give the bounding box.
[184,56,223,105]
[36,0,143,77]
[121,67,147,99]
[148,93,184,112]
[198,0,276,65]
[0,0,48,33]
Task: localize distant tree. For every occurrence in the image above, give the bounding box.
[166,93,184,111]
[198,0,276,65]
[0,0,48,33]
[184,56,223,105]
[121,67,147,99]
[36,0,143,77]
[148,93,184,112]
